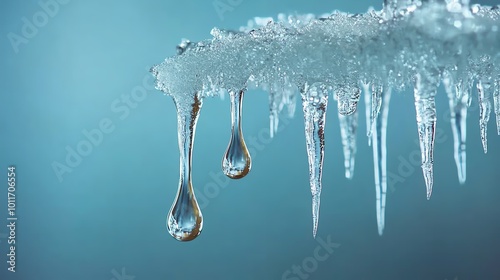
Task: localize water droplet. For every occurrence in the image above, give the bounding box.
[168,95,204,241]
[222,89,252,179]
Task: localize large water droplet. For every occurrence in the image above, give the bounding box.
[222,89,252,179]
[168,95,204,241]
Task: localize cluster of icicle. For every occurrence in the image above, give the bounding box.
[150,0,500,241]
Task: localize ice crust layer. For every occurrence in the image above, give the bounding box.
[151,0,500,241]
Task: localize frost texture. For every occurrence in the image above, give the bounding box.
[152,0,500,240]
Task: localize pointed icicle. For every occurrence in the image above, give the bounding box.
[493,79,500,135]
[300,82,329,238]
[414,72,439,200]
[372,87,391,236]
[222,89,252,179]
[476,80,492,153]
[167,94,204,242]
[338,109,358,179]
[443,75,468,184]
[362,82,372,146]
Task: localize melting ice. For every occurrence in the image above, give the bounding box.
[151,0,500,241]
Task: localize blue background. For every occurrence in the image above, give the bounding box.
[1,0,500,279]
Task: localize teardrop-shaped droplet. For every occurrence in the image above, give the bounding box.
[300,82,329,238]
[168,94,204,242]
[372,87,391,236]
[338,109,358,179]
[222,89,252,179]
[414,72,438,200]
[477,80,492,153]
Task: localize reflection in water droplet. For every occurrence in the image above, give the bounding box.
[167,94,204,242]
[222,89,252,179]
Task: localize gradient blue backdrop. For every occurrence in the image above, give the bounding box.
[1,0,500,279]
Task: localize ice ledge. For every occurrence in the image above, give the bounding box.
[151,1,500,98]
[151,1,500,241]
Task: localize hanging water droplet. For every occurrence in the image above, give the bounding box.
[476,80,492,154]
[168,95,204,242]
[222,89,252,179]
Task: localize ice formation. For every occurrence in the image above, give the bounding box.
[151,0,500,241]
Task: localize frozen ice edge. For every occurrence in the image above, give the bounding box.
[152,1,500,239]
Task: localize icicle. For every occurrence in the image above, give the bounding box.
[167,94,204,242]
[269,90,279,138]
[338,110,358,179]
[335,83,361,116]
[362,82,372,146]
[300,82,329,238]
[444,74,468,184]
[222,89,252,179]
[476,80,492,153]
[414,72,439,200]
[493,79,500,135]
[286,88,297,118]
[362,81,382,146]
[372,87,391,236]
